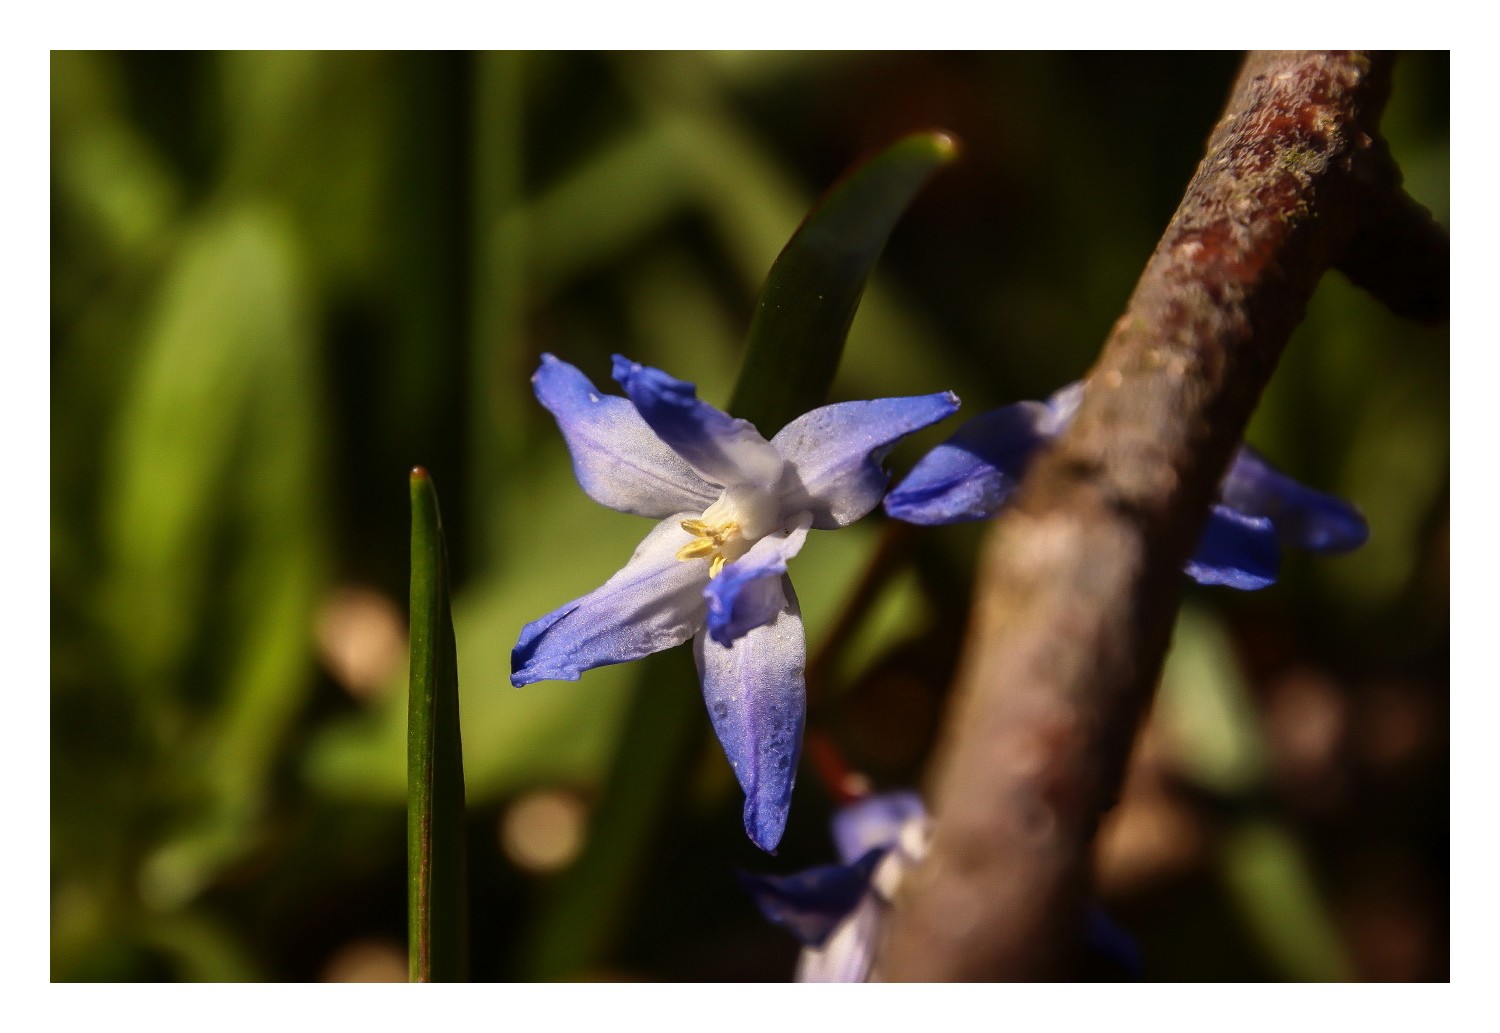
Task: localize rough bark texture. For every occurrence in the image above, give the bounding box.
[876,51,1447,981]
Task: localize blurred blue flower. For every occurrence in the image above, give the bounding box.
[741,790,928,981]
[883,380,1368,589]
[742,790,1143,981]
[511,356,959,851]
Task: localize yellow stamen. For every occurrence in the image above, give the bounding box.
[676,537,718,561]
[676,519,743,572]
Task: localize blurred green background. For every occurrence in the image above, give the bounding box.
[51,51,1448,981]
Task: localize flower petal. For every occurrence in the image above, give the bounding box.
[532,354,718,517]
[611,355,786,488]
[771,392,961,529]
[738,848,884,948]
[1184,504,1280,590]
[693,579,806,852]
[795,894,885,983]
[1218,446,1369,553]
[831,790,926,865]
[511,515,708,684]
[1038,380,1085,434]
[703,515,812,647]
[881,400,1051,524]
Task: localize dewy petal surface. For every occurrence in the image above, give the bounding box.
[703,515,812,647]
[1218,446,1369,553]
[611,355,786,489]
[694,578,806,852]
[771,392,960,529]
[1184,504,1279,590]
[511,515,709,685]
[532,354,718,517]
[881,400,1051,524]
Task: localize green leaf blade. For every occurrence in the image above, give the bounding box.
[407,467,468,982]
[730,129,960,434]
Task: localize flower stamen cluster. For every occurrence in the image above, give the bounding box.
[676,518,744,578]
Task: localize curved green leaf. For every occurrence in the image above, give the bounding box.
[730,129,960,434]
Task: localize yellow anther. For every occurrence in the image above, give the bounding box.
[676,519,742,571]
[676,537,717,561]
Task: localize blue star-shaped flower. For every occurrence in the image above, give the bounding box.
[741,790,1143,981]
[511,356,959,851]
[883,380,1368,589]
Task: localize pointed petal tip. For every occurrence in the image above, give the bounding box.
[531,351,562,382]
[1295,501,1370,554]
[746,805,788,854]
[609,353,645,385]
[509,656,585,685]
[508,652,550,687]
[509,641,549,686]
[705,615,737,650]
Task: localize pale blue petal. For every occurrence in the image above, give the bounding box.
[511,515,708,685]
[1184,505,1279,590]
[795,895,884,982]
[738,848,884,947]
[771,392,961,529]
[532,354,718,517]
[831,790,926,865]
[693,580,806,853]
[703,515,812,647]
[1219,446,1369,553]
[1038,380,1085,434]
[882,400,1051,524]
[611,355,786,489]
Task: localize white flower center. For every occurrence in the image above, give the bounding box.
[675,484,784,578]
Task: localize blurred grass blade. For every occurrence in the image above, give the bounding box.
[1222,819,1354,981]
[730,129,960,434]
[408,468,468,982]
[523,132,958,979]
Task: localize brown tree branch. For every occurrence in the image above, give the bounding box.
[877,51,1437,981]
